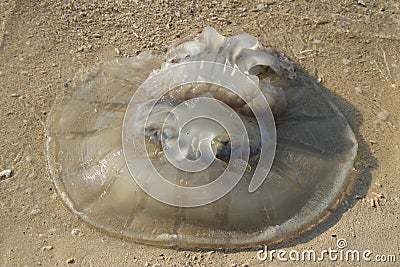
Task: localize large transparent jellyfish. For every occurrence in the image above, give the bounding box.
[46,27,357,248]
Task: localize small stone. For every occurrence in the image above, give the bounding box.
[71,228,81,236]
[377,110,389,121]
[93,33,101,38]
[369,140,377,144]
[25,156,32,162]
[20,70,29,75]
[31,208,41,215]
[354,87,362,93]
[342,58,351,65]
[115,48,121,55]
[0,169,12,179]
[11,93,20,97]
[41,245,53,251]
[66,258,75,264]
[355,0,367,7]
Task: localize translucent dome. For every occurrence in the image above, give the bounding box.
[46,27,357,248]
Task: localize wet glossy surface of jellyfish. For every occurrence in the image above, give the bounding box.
[46,27,358,248]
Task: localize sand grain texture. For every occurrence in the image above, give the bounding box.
[0,0,399,266]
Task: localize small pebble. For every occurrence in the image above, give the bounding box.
[0,169,12,179]
[42,245,53,251]
[10,93,20,97]
[377,110,389,121]
[355,0,367,7]
[31,208,41,215]
[354,87,362,93]
[71,228,81,236]
[66,258,75,264]
[342,58,351,65]
[257,4,265,9]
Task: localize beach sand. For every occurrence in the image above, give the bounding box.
[0,0,399,266]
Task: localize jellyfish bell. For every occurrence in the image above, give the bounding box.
[46,27,357,248]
